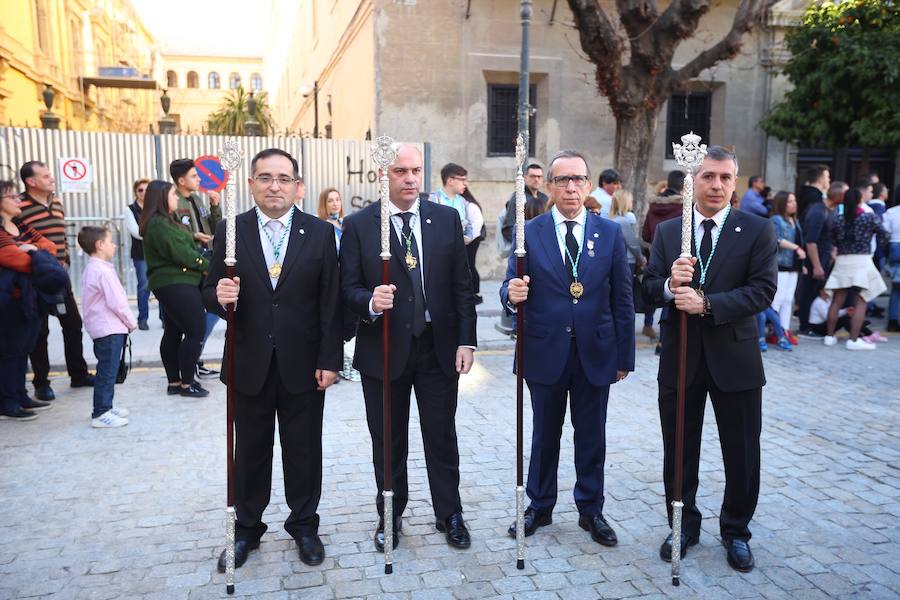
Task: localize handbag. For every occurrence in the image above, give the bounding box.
[116,335,132,384]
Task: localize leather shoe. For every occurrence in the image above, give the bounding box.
[578,513,618,546]
[71,374,95,388]
[297,534,325,566]
[216,539,259,573]
[374,517,402,552]
[507,507,552,538]
[659,532,699,562]
[435,512,471,549]
[34,384,55,401]
[723,538,754,572]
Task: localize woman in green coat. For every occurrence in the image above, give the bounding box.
[140,180,210,397]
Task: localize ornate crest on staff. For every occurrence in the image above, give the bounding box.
[672,132,708,259]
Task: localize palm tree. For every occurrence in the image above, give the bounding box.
[206,86,274,136]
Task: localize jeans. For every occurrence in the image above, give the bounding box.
[200,312,220,358]
[92,334,126,418]
[0,354,30,415]
[133,259,150,323]
[757,308,785,340]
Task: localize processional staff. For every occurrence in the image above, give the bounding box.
[217,138,243,595]
[513,132,528,571]
[371,135,398,575]
[669,131,707,587]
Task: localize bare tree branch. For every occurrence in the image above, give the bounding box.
[669,0,772,87]
[566,0,626,98]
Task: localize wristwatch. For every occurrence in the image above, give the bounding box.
[702,294,712,316]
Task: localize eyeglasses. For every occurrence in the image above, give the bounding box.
[1,193,18,200]
[451,176,468,183]
[550,175,590,188]
[252,175,297,186]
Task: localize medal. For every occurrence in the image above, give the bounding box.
[269,262,282,279]
[256,208,294,282]
[570,281,584,298]
[405,251,417,270]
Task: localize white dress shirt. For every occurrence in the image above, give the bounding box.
[663,204,729,300]
[256,206,294,289]
[550,204,587,265]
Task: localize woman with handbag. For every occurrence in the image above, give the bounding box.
[141,180,210,397]
[770,191,805,345]
[0,180,59,420]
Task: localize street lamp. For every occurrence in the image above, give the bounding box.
[40,84,60,130]
[300,80,319,138]
[158,89,176,134]
[244,91,262,136]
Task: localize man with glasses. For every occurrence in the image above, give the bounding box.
[501,149,635,546]
[589,168,622,219]
[205,148,342,572]
[502,163,548,244]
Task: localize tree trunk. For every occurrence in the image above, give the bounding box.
[614,105,662,223]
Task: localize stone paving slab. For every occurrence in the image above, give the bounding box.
[4,302,900,599]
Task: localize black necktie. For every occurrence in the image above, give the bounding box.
[399,212,426,337]
[564,221,579,281]
[699,219,715,264]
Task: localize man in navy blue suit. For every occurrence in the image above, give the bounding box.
[500,149,635,546]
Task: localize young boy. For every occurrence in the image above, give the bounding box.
[78,226,136,427]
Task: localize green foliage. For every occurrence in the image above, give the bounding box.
[761,0,900,149]
[206,86,274,136]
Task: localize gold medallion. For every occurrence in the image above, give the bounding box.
[269,262,282,279]
[570,281,584,299]
[405,251,418,270]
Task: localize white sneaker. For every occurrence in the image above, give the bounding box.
[91,410,129,428]
[823,335,837,346]
[109,407,129,418]
[845,338,876,351]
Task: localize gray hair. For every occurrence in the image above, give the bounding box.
[547,149,592,180]
[704,145,739,175]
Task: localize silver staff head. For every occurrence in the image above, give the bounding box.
[672,131,707,175]
[371,135,398,173]
[371,136,397,260]
[219,138,244,172]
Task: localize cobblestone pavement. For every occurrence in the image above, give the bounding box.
[2,318,899,599]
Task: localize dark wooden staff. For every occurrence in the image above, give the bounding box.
[371,136,398,574]
[513,132,528,570]
[218,138,243,595]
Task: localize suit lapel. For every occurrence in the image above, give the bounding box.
[419,200,435,290]
[272,207,305,290]
[577,214,596,282]
[238,210,273,293]
[537,215,570,289]
[701,209,741,290]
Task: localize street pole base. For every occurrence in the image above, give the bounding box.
[227,584,235,594]
[385,564,393,575]
[517,559,524,570]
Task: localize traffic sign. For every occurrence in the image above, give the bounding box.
[194,155,229,192]
[59,157,93,193]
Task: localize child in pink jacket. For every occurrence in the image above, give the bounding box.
[78,226,136,428]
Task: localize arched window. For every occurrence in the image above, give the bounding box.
[229,72,241,89]
[187,71,199,88]
[166,70,178,88]
[208,71,220,89]
[250,73,263,91]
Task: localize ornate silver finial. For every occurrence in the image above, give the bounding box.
[371,135,398,171]
[515,132,528,166]
[672,131,707,175]
[219,138,243,171]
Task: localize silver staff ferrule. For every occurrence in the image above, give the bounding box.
[225,506,235,594]
[671,500,683,586]
[515,485,525,568]
[383,491,394,574]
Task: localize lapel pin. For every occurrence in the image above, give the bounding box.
[593,232,599,238]
[735,226,741,233]
[299,228,305,234]
[426,218,432,224]
[587,240,595,250]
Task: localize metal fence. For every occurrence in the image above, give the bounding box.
[0,127,428,296]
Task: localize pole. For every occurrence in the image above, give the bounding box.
[313,81,319,139]
[218,138,243,595]
[670,132,707,587]
[371,136,398,575]
[514,0,532,572]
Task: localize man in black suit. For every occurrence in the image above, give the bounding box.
[204,148,342,572]
[642,146,777,573]
[340,144,477,552]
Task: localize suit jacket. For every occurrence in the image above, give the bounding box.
[499,211,635,387]
[340,200,477,381]
[642,209,777,393]
[202,207,342,396]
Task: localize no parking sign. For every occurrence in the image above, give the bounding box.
[194,155,229,192]
[58,157,93,193]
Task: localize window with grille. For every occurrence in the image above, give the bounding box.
[666,92,711,159]
[487,84,536,156]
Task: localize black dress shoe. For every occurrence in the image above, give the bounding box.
[20,397,52,412]
[34,384,55,401]
[71,374,95,388]
[578,513,618,546]
[167,384,181,396]
[179,383,210,398]
[659,532,700,562]
[436,512,471,549]
[216,539,260,573]
[508,507,552,538]
[374,517,402,552]
[297,534,325,566]
[723,538,754,572]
